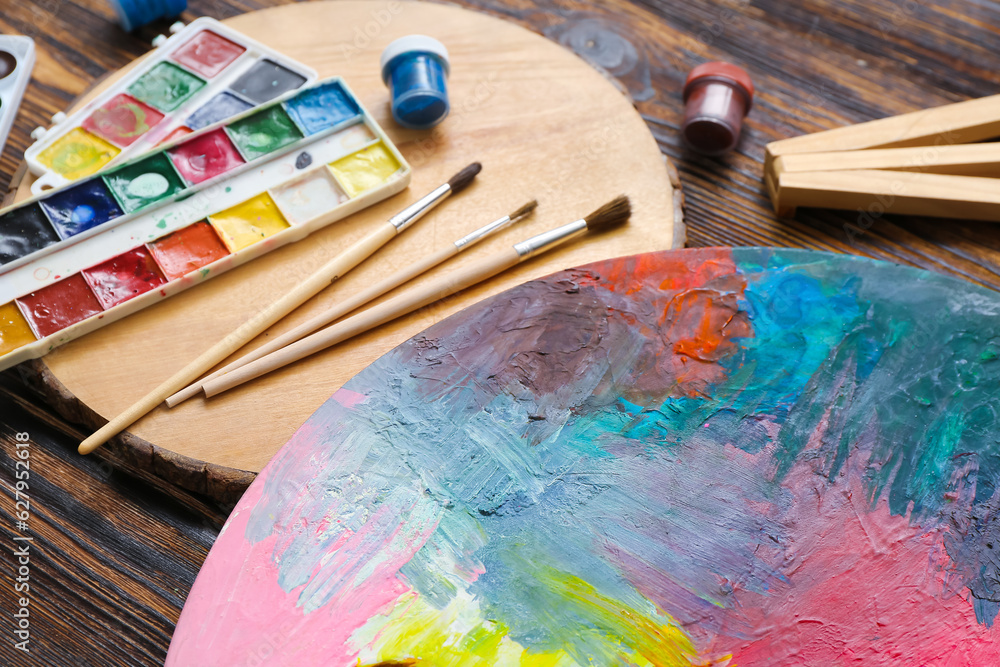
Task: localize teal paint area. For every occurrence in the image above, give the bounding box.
[725,248,1000,520]
[102,152,186,213]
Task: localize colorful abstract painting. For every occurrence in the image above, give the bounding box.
[168,248,1000,666]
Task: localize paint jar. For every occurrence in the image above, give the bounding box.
[380,36,450,130]
[682,62,754,156]
[106,0,187,32]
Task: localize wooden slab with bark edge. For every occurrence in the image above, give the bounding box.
[11,1,684,501]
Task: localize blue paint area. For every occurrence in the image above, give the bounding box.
[39,179,124,239]
[726,248,1000,519]
[185,92,253,130]
[283,81,360,135]
[107,0,186,32]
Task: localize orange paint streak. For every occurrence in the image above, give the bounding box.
[581,248,753,398]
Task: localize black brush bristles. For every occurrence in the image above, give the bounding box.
[584,195,631,233]
[447,162,482,194]
[510,199,538,221]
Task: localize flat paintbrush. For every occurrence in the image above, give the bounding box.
[78,163,482,455]
[201,195,630,398]
[165,199,538,407]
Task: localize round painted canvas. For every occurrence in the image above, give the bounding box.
[168,248,1000,666]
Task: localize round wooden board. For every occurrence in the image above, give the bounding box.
[14,0,683,501]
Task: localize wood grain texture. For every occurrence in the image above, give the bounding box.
[0,370,229,666]
[2,0,1000,663]
[11,1,682,490]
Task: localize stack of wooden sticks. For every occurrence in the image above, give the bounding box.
[765,94,1000,221]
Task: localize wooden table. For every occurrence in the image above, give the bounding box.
[2,0,998,663]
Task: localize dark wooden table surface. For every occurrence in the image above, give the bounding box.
[2,0,999,663]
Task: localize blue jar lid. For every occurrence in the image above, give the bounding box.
[108,0,187,32]
[380,35,450,84]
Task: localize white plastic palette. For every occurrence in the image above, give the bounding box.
[0,77,410,372]
[24,17,317,194]
[0,36,35,159]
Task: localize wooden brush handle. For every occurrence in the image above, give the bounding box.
[765,94,1000,165]
[203,247,523,397]
[774,143,1000,178]
[772,169,1000,220]
[165,243,460,407]
[78,222,398,454]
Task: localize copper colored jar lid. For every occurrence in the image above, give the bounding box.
[683,62,755,110]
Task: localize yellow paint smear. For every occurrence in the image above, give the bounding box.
[357,593,576,667]
[329,142,401,198]
[37,127,120,180]
[208,192,290,252]
[355,573,700,667]
[0,302,37,356]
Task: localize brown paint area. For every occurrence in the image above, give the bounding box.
[0,50,16,80]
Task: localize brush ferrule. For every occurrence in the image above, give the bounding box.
[389,183,452,230]
[513,219,587,259]
[454,215,513,248]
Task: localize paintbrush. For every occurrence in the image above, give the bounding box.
[165,199,539,407]
[78,163,482,455]
[200,195,630,398]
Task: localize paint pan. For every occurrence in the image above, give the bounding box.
[39,179,124,239]
[0,77,410,371]
[147,221,229,281]
[0,203,60,264]
[0,301,35,356]
[0,36,35,159]
[82,247,168,309]
[16,274,104,338]
[167,128,245,184]
[24,17,317,193]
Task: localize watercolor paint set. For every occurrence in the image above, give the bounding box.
[0,77,410,371]
[24,17,317,194]
[0,36,35,158]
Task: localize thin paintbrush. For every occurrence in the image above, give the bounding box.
[165,199,538,407]
[201,196,630,398]
[78,163,482,455]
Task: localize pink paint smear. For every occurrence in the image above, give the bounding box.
[167,466,440,666]
[701,453,1000,666]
